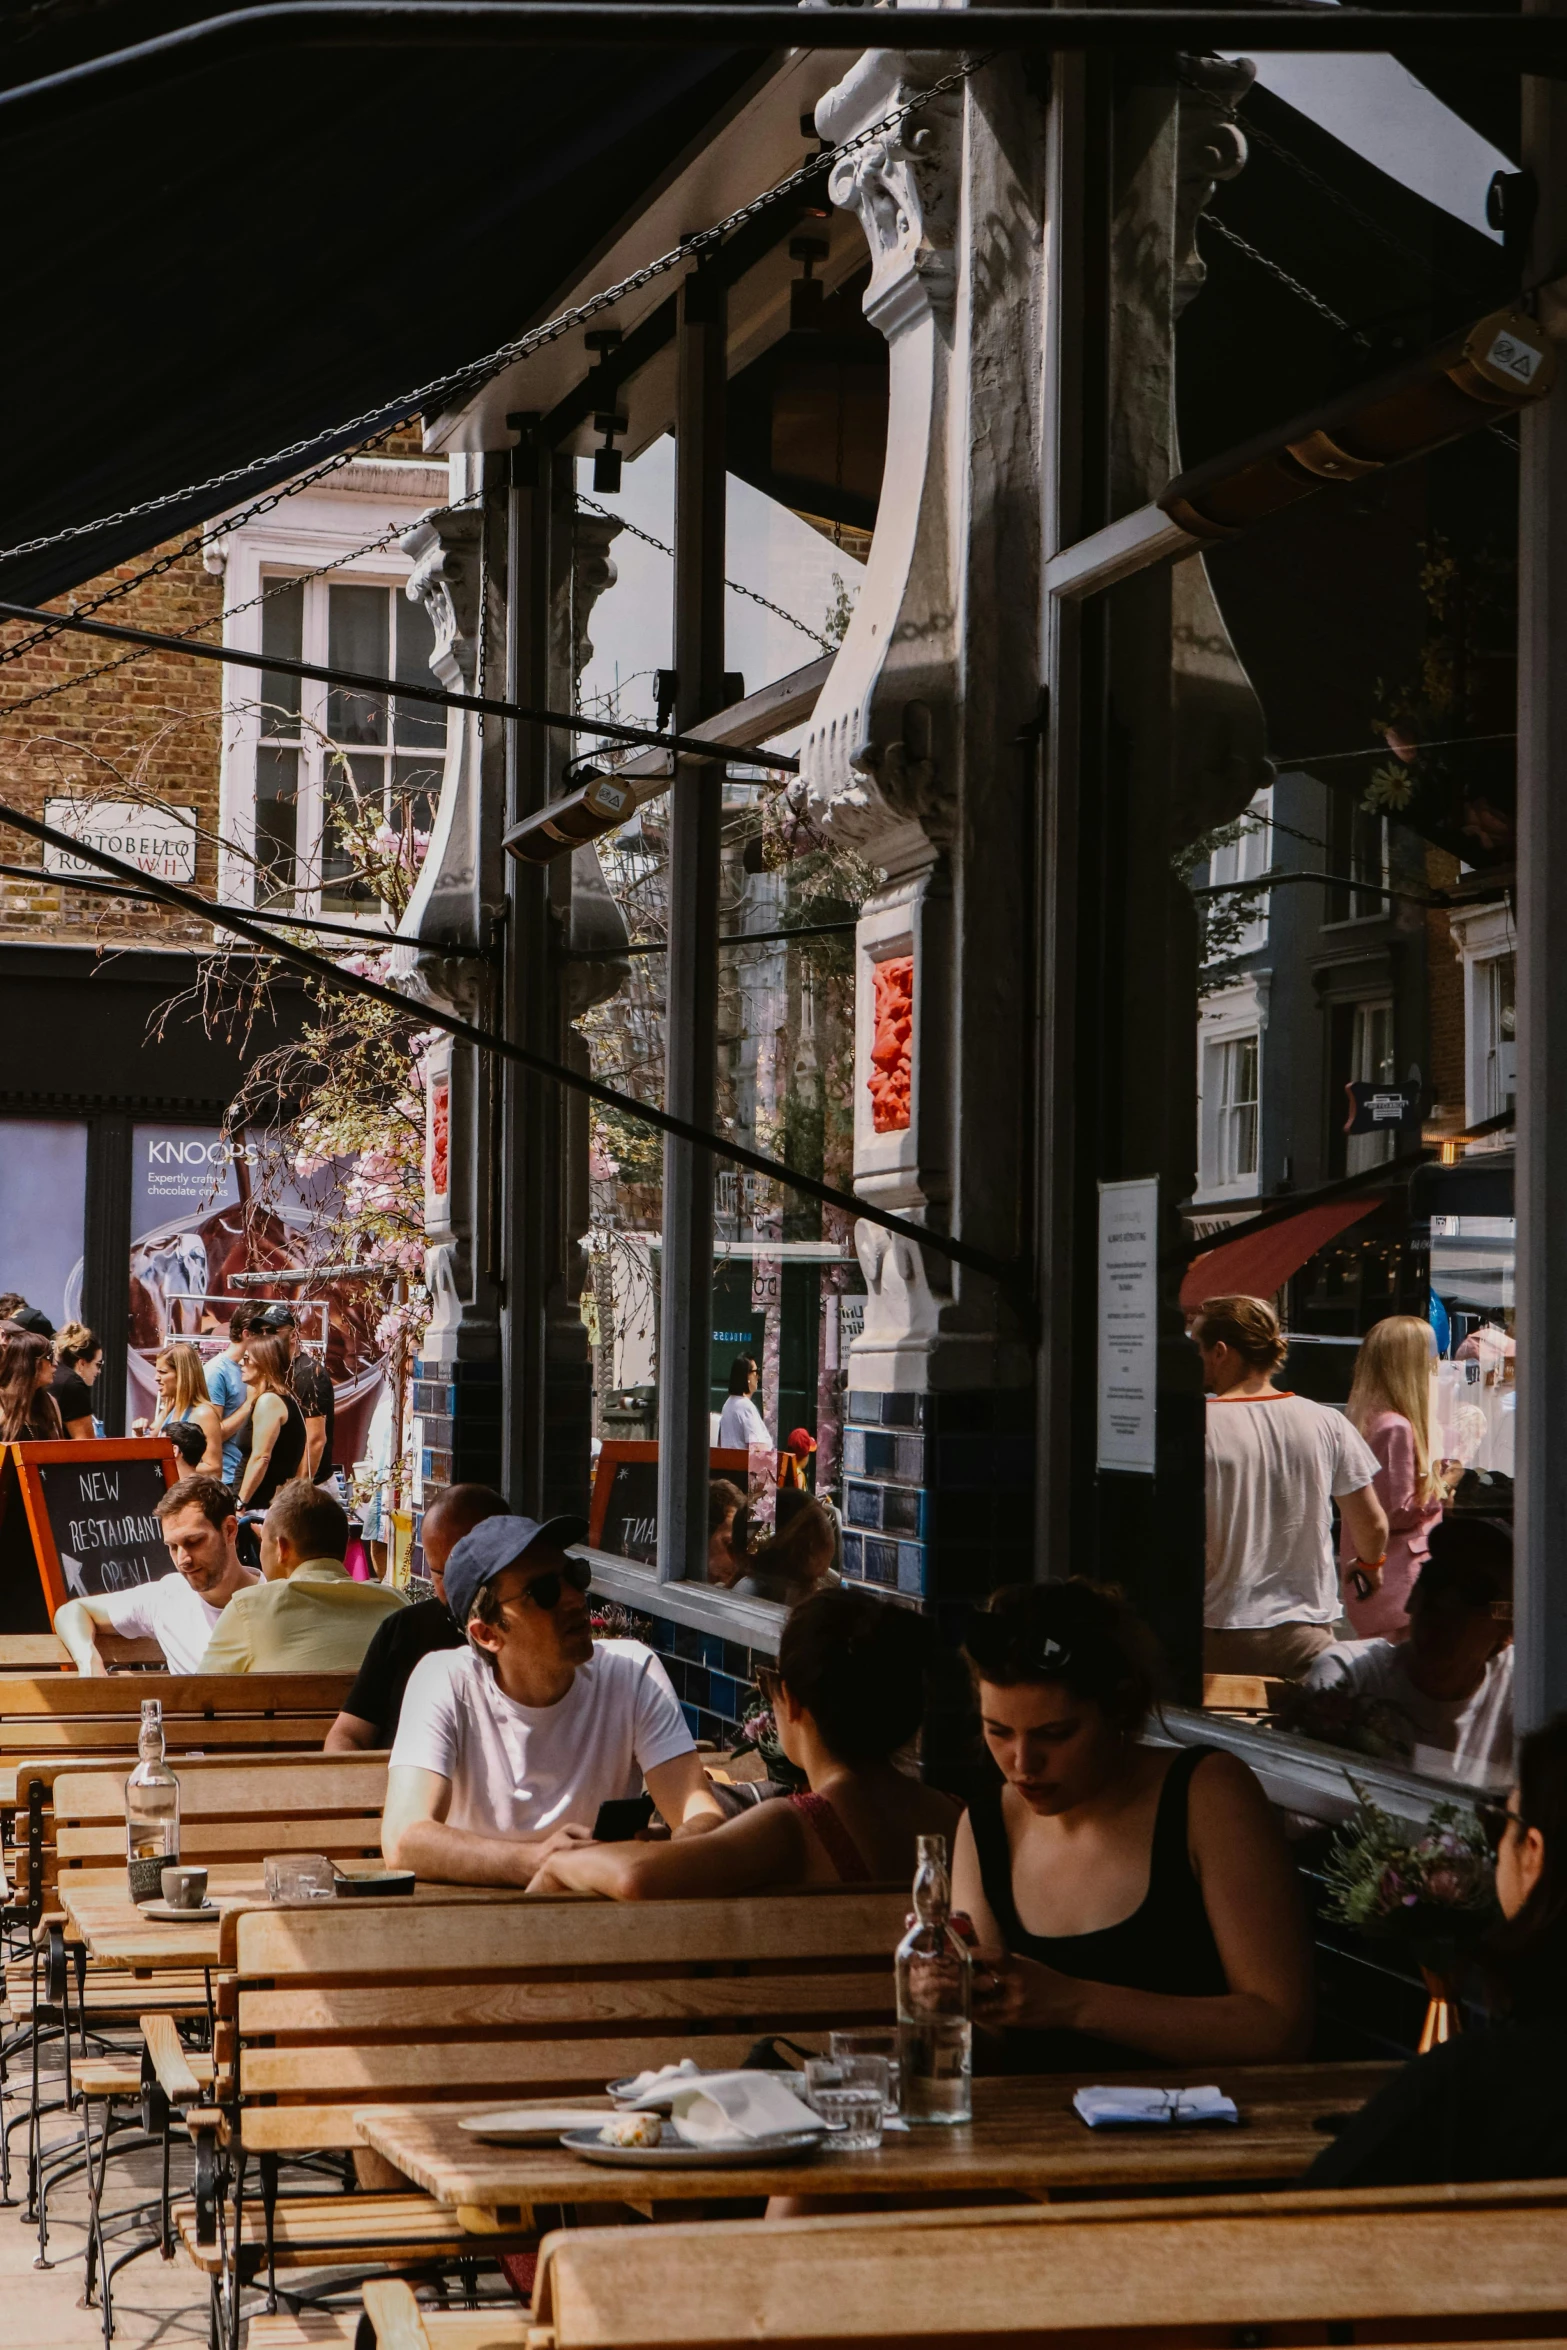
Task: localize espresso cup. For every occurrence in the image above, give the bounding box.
[160,1865,208,1911]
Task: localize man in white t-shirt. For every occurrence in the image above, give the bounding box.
[1194,1294,1389,1680]
[716,1356,771,1453]
[382,1512,725,1885]
[1299,1516,1515,1784]
[53,1474,258,1675]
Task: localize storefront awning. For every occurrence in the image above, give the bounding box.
[0,6,777,606]
[1180,1194,1384,1315]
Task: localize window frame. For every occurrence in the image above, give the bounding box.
[215,471,448,923]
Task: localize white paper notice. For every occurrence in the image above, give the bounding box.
[1097,1178,1158,1475]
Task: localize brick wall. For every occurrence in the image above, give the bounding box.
[0,536,222,947]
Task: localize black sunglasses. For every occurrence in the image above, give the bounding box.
[1477,1796,1530,1856]
[506,1556,593,1613]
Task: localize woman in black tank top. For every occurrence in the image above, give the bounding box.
[234,1333,310,1508]
[954,1582,1312,2072]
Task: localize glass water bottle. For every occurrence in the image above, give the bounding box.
[895,1832,973,2124]
[125,1697,180,1903]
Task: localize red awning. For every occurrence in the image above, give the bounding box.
[1180,1195,1385,1315]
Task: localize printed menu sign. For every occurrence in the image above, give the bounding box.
[1097,1178,1158,1475]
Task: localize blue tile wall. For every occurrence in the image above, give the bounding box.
[838,1388,1034,1606]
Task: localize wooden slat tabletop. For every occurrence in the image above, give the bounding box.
[355,2063,1398,2222]
[59,1869,530,1968]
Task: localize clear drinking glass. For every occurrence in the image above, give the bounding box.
[829,2029,902,2117]
[264,1853,336,1903]
[806,2055,889,2150]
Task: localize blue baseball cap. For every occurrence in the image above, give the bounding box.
[442,1513,590,1628]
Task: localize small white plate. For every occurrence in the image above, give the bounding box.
[135,1899,220,1922]
[562,2127,823,2170]
[458,2109,614,2144]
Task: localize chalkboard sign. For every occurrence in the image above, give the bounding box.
[0,1439,180,1630]
[588,1442,753,1565]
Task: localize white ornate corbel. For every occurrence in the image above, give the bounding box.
[799,49,964,874]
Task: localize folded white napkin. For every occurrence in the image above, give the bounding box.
[665,2070,822,2145]
[618,2059,704,2102]
[1073,2084,1238,2129]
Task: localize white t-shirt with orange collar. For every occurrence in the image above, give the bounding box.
[1204,1391,1381,1631]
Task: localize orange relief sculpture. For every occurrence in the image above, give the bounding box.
[868,956,914,1133]
[429,1078,451,1200]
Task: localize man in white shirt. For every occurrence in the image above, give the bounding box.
[1195,1294,1389,1680]
[54,1474,258,1675]
[1299,1516,1515,1784]
[717,1355,771,1452]
[382,1513,725,1884]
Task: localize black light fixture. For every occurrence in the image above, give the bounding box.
[790,234,830,331]
[585,327,627,493]
[1161,306,1555,540]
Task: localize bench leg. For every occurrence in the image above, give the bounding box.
[261,2149,280,2314]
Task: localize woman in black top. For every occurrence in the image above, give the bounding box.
[233,1332,308,1507]
[51,1322,103,1438]
[1308,1713,1567,2187]
[952,1580,1312,2071]
[0,1327,63,1442]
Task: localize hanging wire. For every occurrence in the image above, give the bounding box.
[577,495,835,652]
[0,53,988,575]
[0,428,422,671]
[1199,211,1371,346]
[0,495,481,726]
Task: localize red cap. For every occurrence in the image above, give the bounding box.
[785,1427,817,1454]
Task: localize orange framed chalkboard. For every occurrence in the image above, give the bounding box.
[589,1442,778,1564]
[0,1439,181,1631]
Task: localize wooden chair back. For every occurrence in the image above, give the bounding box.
[529,2182,1567,2350]
[0,1632,163,1670]
[219,1886,907,2154]
[0,1671,355,1764]
[13,1751,388,1924]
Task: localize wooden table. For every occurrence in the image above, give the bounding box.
[355,2063,1397,2230]
[58,1867,522,1969]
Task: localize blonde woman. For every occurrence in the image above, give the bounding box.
[1342,1314,1458,1641]
[134,1342,224,1475]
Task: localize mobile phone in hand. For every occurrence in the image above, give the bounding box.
[594,1795,656,1842]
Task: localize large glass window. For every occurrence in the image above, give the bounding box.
[252,576,441,910]
[1074,44,1523,1795]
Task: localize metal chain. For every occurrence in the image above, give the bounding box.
[1199,210,1371,346]
[0,53,988,572]
[1239,114,1492,304]
[576,495,835,651]
[0,428,408,668]
[0,496,481,725]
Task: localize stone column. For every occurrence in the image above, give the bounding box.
[801,47,1042,1607]
[395,454,506,1503]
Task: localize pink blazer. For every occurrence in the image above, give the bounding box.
[1340,1408,1442,1640]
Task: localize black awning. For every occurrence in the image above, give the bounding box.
[0,1,773,604]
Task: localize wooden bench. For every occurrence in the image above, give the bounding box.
[174,1886,906,2323]
[14,1750,390,1923]
[0,1631,164,1671]
[526,2180,1567,2350]
[0,1671,355,1776]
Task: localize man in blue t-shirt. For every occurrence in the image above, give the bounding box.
[206,1304,262,1488]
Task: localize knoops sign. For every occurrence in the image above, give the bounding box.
[43,797,199,885]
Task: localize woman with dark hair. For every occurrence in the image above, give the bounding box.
[51,1322,103,1439]
[0,1326,64,1442]
[1307,1713,1567,2186]
[953,1579,1312,2071]
[525,1584,960,1897]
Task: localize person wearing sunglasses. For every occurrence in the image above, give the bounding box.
[1307,1712,1567,2187]
[526,1584,960,1899]
[381,1512,724,1885]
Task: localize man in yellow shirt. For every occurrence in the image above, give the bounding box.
[197,1480,405,1674]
